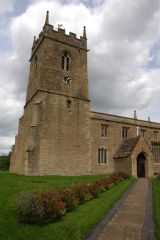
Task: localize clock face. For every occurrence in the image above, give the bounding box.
[62,75,72,84]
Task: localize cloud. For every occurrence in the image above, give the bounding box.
[1,0,160,152]
[89,0,160,115]
[0,0,14,14]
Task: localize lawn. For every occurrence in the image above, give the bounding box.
[153,178,160,240]
[0,172,134,240]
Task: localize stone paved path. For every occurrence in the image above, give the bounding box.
[87,178,155,240]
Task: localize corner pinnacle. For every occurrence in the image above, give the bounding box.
[83,26,87,39]
[32,36,36,49]
[33,36,36,44]
[134,110,137,120]
[45,10,49,25]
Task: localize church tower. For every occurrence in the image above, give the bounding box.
[10,11,91,175]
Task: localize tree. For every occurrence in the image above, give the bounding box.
[8,144,15,157]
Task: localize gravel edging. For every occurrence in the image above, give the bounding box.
[86,179,136,240]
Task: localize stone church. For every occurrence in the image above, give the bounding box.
[10,12,160,177]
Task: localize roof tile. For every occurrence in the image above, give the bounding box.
[114,136,140,158]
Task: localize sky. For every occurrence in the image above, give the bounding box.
[1,0,160,153]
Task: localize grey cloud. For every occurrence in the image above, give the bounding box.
[101,0,160,41]
[87,0,160,117]
[0,0,14,14]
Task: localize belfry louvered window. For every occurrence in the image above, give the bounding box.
[61,52,70,71]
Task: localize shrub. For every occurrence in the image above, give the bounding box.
[86,183,101,198]
[100,178,115,190]
[95,181,106,193]
[111,175,121,185]
[117,172,130,179]
[17,172,130,226]
[0,145,14,171]
[18,191,66,225]
[60,189,79,211]
[156,174,160,180]
[73,184,93,203]
[0,155,10,171]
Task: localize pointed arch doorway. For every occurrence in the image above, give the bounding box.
[137,152,146,178]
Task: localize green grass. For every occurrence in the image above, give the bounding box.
[0,172,134,240]
[153,178,160,240]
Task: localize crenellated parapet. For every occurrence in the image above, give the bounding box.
[31,11,87,60]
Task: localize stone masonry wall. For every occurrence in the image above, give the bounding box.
[114,157,132,175]
[90,112,160,175]
[37,93,91,175]
[10,90,91,175]
[10,91,45,174]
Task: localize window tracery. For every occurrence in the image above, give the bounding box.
[61,52,70,71]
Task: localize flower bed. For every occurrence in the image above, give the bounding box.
[17,172,129,225]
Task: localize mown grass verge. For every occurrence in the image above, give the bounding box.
[0,172,134,240]
[153,178,160,240]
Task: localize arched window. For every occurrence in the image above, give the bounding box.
[62,55,65,69]
[61,52,71,71]
[66,57,70,70]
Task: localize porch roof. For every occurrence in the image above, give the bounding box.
[114,136,140,158]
